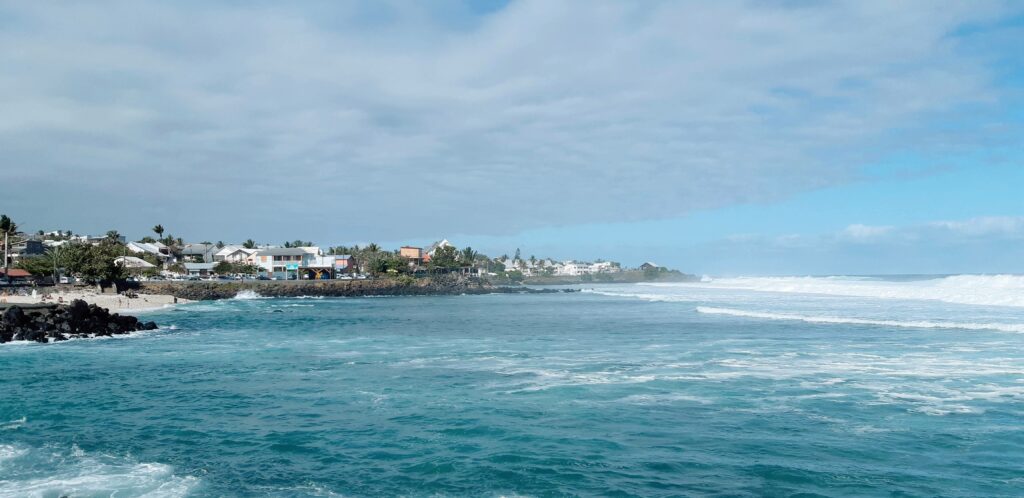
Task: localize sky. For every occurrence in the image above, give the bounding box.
[1,0,1022,274]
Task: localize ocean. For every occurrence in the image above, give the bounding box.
[2,275,1024,496]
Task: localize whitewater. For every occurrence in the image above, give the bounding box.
[583,274,1024,334]
[2,276,1023,496]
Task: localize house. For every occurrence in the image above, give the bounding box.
[332,255,355,274]
[0,268,32,283]
[181,243,217,263]
[9,239,44,262]
[214,246,256,263]
[74,234,126,245]
[554,261,595,276]
[639,262,660,271]
[126,242,170,261]
[400,246,423,261]
[422,239,452,263]
[591,261,620,273]
[183,262,216,277]
[251,248,315,280]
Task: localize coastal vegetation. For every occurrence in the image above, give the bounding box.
[1,213,689,289]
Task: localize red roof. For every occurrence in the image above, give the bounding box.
[0,268,31,278]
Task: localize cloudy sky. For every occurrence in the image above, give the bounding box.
[2,0,1022,274]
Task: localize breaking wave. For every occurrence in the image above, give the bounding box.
[0,443,198,497]
[696,306,1024,333]
[647,274,1024,308]
[233,290,264,300]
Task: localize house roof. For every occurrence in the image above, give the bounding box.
[0,268,31,278]
[184,262,216,270]
[215,246,254,257]
[128,242,165,256]
[254,248,309,256]
[181,243,216,255]
[115,256,156,269]
[424,239,451,255]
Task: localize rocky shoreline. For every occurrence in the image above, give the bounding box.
[0,300,159,344]
[139,275,574,301]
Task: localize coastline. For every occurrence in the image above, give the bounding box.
[140,275,571,301]
[0,289,190,314]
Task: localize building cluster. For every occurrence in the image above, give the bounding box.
[3,228,661,284]
[123,242,356,280]
[496,257,625,277]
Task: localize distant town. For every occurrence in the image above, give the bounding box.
[0,215,684,287]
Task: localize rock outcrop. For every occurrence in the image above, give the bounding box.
[0,300,158,344]
[140,275,574,301]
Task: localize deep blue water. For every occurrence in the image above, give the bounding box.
[2,280,1024,496]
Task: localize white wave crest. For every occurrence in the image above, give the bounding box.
[696,306,1024,333]
[0,443,198,498]
[649,274,1024,308]
[233,290,264,300]
[1,417,26,431]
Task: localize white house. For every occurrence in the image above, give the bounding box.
[251,248,318,280]
[127,242,169,261]
[555,261,595,276]
[214,245,256,263]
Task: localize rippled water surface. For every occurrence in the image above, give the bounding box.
[3,278,1024,496]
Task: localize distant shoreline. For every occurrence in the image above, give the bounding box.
[517,270,699,286]
[139,276,574,301]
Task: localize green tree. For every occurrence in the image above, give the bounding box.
[105,230,121,242]
[429,246,459,271]
[152,224,164,238]
[15,253,54,277]
[243,239,257,249]
[76,242,129,285]
[213,261,234,274]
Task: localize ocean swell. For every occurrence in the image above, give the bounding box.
[696,306,1024,333]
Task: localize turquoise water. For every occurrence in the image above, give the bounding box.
[3,278,1024,496]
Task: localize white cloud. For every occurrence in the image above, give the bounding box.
[840,224,894,242]
[928,216,1024,237]
[0,0,1015,241]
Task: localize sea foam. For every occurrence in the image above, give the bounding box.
[647,274,1024,308]
[0,443,198,498]
[233,289,264,300]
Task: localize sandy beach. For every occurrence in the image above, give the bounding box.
[0,289,190,313]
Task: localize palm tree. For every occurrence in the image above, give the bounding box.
[152,224,164,238]
[105,230,121,243]
[216,241,225,249]
[460,247,477,264]
[1,214,18,284]
[367,243,380,253]
[0,215,18,235]
[243,239,256,249]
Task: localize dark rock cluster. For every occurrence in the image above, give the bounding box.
[141,275,574,301]
[0,300,158,343]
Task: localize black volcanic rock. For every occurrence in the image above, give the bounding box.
[0,300,160,344]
